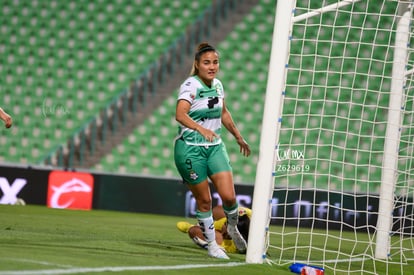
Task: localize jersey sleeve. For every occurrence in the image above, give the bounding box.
[177,79,195,104]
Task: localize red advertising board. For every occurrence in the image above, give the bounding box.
[47,171,94,210]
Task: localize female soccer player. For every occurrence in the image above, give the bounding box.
[174,42,250,259]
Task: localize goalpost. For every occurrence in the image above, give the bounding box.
[246,1,414,274]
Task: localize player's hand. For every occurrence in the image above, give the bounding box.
[4,115,12,128]
[236,137,250,157]
[197,127,218,142]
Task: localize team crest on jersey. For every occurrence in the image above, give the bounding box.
[190,93,195,100]
[189,170,198,180]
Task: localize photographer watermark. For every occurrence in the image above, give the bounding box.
[42,99,70,117]
[276,146,305,161]
[275,145,310,172]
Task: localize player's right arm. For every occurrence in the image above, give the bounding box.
[175,100,217,143]
[175,99,199,132]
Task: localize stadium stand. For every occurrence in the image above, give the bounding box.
[1,0,394,189]
[43,0,253,170]
[0,0,213,164]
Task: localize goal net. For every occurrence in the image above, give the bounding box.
[246,0,414,274]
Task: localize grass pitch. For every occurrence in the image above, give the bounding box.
[0,205,412,274]
[0,205,282,275]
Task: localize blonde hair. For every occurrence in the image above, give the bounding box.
[190,42,218,76]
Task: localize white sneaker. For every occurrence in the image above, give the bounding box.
[227,226,247,253]
[208,242,230,259]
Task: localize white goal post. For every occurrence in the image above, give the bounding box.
[246,0,414,274]
[245,0,296,262]
[375,1,413,259]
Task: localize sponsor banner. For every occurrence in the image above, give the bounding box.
[0,164,411,234]
[0,165,49,205]
[270,189,413,234]
[47,171,94,210]
[95,174,187,215]
[0,177,27,204]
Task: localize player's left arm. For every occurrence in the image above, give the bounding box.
[221,100,250,157]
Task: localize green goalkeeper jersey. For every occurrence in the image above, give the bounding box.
[176,75,224,146]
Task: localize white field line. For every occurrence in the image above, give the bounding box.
[0,262,246,275]
[0,258,74,268]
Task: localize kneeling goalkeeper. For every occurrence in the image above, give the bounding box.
[177,205,251,254]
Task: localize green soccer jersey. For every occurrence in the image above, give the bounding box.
[176,75,224,146]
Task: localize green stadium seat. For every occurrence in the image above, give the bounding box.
[0,0,215,164]
[1,0,394,192]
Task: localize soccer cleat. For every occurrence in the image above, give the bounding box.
[227,226,247,254]
[176,221,193,233]
[208,242,230,259]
